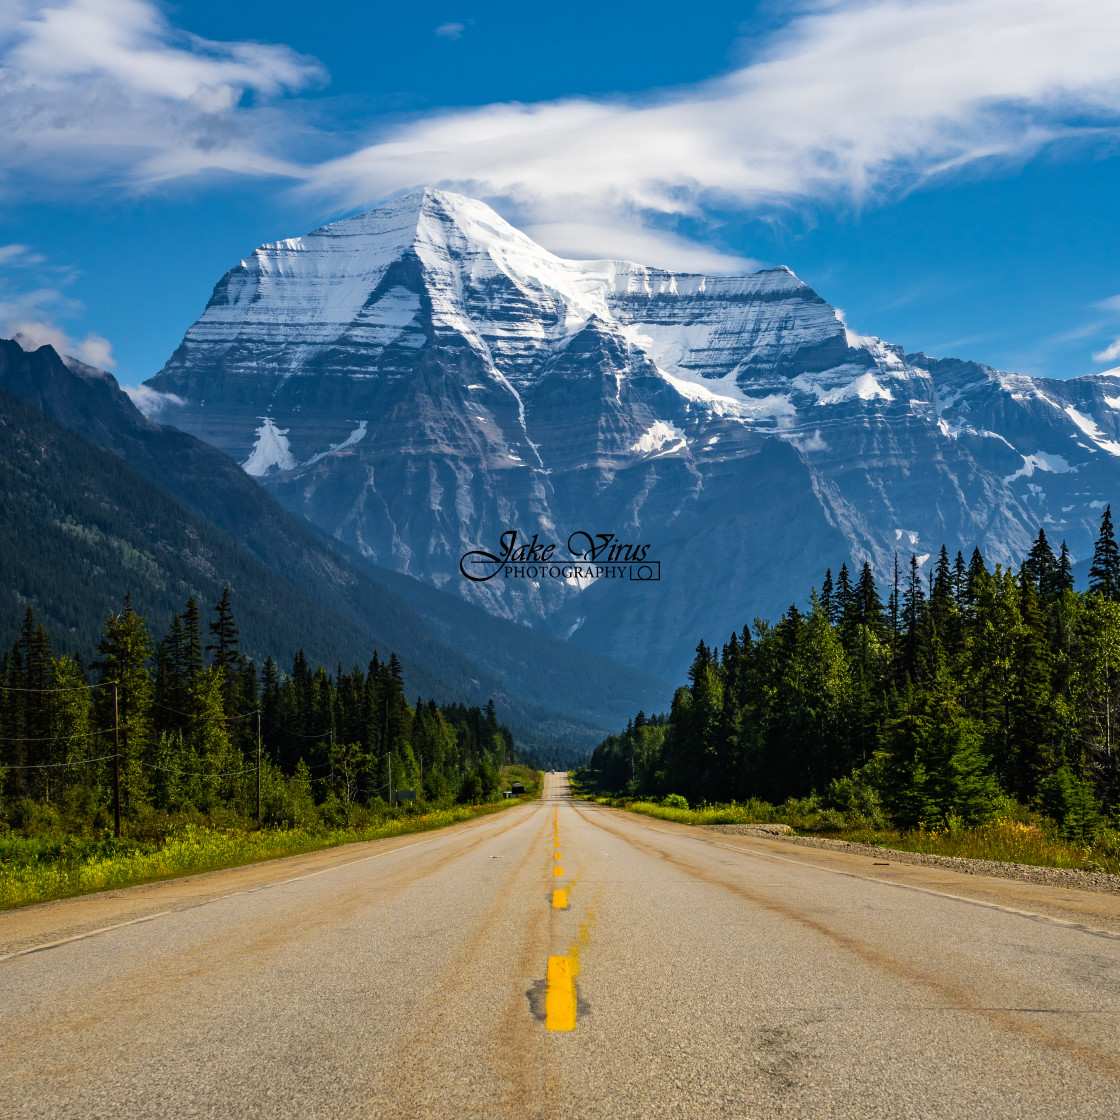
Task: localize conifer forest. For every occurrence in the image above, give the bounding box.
[589,510,1120,842]
[0,589,521,837]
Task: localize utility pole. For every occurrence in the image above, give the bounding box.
[256,710,262,826]
[388,751,393,805]
[113,683,122,839]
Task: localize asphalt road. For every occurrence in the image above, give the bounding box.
[4,772,1120,1119]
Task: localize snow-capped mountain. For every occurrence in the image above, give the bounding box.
[145,188,1120,680]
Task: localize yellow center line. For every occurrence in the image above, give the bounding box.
[545,955,576,1031]
[553,866,564,876]
[552,888,568,909]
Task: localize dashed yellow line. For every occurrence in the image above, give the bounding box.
[552,889,568,909]
[553,866,564,876]
[545,955,576,1031]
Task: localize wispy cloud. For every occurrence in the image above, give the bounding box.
[434,22,465,40]
[0,0,324,190]
[1094,338,1120,364]
[304,0,1120,264]
[0,240,115,366]
[1089,294,1120,363]
[0,243,47,267]
[11,318,116,368]
[3,0,1120,268]
[124,382,183,416]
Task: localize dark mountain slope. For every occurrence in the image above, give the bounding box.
[0,340,671,747]
[0,385,416,675]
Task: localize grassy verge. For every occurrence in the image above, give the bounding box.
[581,794,1120,876]
[821,821,1120,875]
[0,796,531,911]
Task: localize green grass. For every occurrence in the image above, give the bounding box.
[580,797,765,827]
[0,797,529,911]
[826,819,1120,875]
[582,793,1120,876]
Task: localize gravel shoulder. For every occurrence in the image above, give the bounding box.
[701,824,1120,895]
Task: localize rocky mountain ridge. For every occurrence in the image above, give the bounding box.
[145,189,1120,680]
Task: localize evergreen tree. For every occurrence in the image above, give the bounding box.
[1005,574,1057,801]
[901,554,927,680]
[835,564,854,626]
[92,596,155,817]
[1057,541,1075,594]
[206,588,243,717]
[820,569,835,625]
[953,551,967,606]
[1026,527,1060,601]
[50,655,96,806]
[1089,506,1120,599]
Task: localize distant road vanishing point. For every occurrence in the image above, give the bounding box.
[3,773,1120,1119]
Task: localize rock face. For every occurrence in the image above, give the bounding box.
[146,188,1120,681]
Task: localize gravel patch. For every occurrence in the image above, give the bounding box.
[701,825,1120,895]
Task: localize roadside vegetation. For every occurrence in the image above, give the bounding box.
[573,786,1120,876]
[0,590,541,908]
[576,511,1120,879]
[0,768,539,910]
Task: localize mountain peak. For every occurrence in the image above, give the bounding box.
[304,187,529,254]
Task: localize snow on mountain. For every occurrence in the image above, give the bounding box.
[146,189,1120,680]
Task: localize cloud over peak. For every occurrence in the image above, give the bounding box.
[2,0,1120,268]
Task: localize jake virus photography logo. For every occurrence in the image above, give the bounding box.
[459,531,660,583]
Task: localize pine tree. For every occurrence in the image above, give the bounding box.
[888,553,901,677]
[1026,527,1061,601]
[1089,506,1120,599]
[820,569,835,625]
[930,546,955,645]
[953,550,967,606]
[182,597,204,680]
[1057,541,1075,594]
[92,596,155,816]
[901,554,927,680]
[878,686,997,828]
[50,655,94,804]
[1005,575,1057,801]
[835,564,854,627]
[14,608,53,797]
[207,588,243,716]
[964,547,987,609]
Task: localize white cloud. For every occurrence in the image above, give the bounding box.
[0,241,117,366]
[521,220,755,272]
[1096,295,1120,312]
[11,318,116,367]
[124,383,184,417]
[0,243,46,266]
[435,22,465,39]
[2,0,1120,269]
[1094,337,1120,363]
[302,0,1120,263]
[0,0,325,189]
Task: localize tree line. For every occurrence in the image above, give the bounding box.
[590,509,1120,839]
[0,590,519,832]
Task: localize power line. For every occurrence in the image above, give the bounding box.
[3,754,116,770]
[0,727,115,743]
[143,762,259,778]
[0,680,115,693]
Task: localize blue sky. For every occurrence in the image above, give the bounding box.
[2,0,1120,386]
